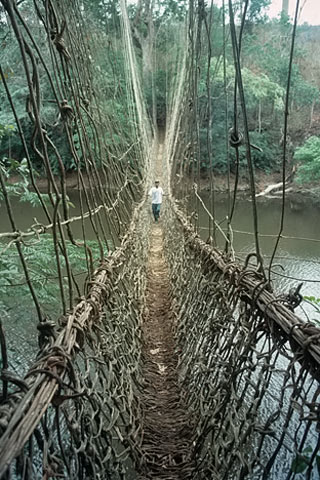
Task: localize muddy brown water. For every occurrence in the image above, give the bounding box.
[1,192,320,311]
[190,193,320,322]
[0,191,108,240]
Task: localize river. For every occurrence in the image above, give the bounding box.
[193,193,320,322]
[1,191,320,322]
[0,191,107,241]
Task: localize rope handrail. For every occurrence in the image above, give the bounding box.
[0,196,146,476]
[0,171,140,242]
[170,198,320,367]
[196,225,320,243]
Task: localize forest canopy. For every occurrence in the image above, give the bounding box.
[0,0,319,182]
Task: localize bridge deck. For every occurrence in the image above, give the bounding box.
[138,223,194,479]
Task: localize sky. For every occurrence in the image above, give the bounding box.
[267,0,320,25]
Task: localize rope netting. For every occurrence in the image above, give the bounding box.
[161,1,320,477]
[0,0,151,334]
[0,0,320,479]
[163,202,320,479]
[0,0,153,477]
[0,204,150,478]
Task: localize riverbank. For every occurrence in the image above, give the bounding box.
[194,171,320,207]
[7,170,320,207]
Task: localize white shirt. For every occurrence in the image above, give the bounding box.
[148,186,164,204]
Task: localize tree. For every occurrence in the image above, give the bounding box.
[245,0,272,29]
[294,136,320,183]
[129,0,187,127]
[0,0,141,174]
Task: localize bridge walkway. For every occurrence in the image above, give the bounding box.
[138,140,194,479]
[138,223,194,479]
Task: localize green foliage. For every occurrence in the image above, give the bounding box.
[0,1,141,176]
[81,0,121,29]
[292,75,319,107]
[205,130,280,174]
[303,296,320,324]
[247,131,281,171]
[247,0,271,23]
[196,59,284,174]
[0,157,73,210]
[1,0,320,182]
[242,69,284,111]
[304,296,320,306]
[0,235,111,316]
[239,0,272,33]
[210,58,285,105]
[0,158,112,320]
[195,12,320,178]
[0,124,15,140]
[291,446,320,476]
[157,0,187,20]
[0,158,50,207]
[294,136,320,183]
[242,20,320,114]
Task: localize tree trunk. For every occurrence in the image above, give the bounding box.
[258,100,262,133]
[309,98,315,129]
[132,0,157,129]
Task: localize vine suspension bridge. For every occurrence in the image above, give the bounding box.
[0,1,319,479]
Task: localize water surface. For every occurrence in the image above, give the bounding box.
[194,193,320,321]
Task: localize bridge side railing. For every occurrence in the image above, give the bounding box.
[163,198,320,480]
[0,200,151,479]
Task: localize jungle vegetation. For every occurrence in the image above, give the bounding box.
[0,0,319,182]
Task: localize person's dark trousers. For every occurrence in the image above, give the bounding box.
[152,203,161,222]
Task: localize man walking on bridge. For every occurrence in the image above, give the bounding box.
[148,180,164,223]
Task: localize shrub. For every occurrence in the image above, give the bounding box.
[294,136,320,183]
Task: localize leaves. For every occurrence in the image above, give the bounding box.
[294,136,320,183]
[304,296,320,304]
[291,453,309,474]
[291,446,320,475]
[0,235,111,315]
[0,157,38,205]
